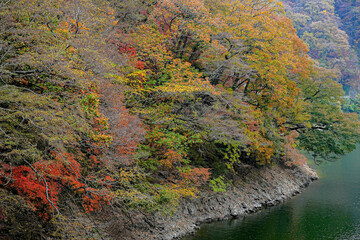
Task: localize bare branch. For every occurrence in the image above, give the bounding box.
[23,159,60,215]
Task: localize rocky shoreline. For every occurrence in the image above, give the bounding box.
[97,164,318,240]
[150,164,318,240]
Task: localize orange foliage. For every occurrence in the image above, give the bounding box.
[81,189,111,213]
[283,132,307,167]
[180,168,211,186]
[161,149,183,169]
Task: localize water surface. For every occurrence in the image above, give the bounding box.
[182,148,360,240]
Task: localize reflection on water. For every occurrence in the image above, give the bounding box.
[182,148,360,240]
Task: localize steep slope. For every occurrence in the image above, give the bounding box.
[1,0,359,239]
[283,0,360,91]
[335,0,360,59]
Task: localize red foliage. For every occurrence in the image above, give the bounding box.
[1,152,112,220]
[135,60,145,70]
[81,188,111,213]
[89,155,100,166]
[118,43,137,57]
[8,165,61,220]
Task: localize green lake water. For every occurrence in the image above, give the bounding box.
[182,148,360,240]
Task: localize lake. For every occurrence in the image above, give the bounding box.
[182,148,360,240]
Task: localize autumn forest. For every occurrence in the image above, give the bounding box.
[0,0,359,239]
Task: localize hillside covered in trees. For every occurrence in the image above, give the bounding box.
[336,0,360,60]
[0,0,359,239]
[283,0,360,92]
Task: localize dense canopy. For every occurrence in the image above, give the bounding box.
[0,0,359,238]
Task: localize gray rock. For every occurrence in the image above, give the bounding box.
[108,164,318,240]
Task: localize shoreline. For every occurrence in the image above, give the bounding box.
[93,164,318,240]
[151,164,318,240]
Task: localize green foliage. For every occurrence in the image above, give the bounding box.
[116,181,195,215]
[293,67,360,163]
[81,93,100,118]
[0,85,88,164]
[215,139,243,171]
[342,95,360,115]
[209,176,227,193]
